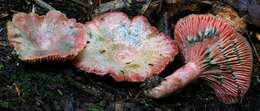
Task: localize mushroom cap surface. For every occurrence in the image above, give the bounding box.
[7,11,86,62]
[74,12,178,82]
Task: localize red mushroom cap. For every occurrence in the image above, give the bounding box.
[7,11,86,62]
[175,14,253,104]
[145,14,253,104]
[73,12,178,82]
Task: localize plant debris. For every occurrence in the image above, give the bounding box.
[0,0,260,110]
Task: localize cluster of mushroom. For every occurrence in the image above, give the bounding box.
[7,10,253,104]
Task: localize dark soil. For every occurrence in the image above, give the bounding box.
[0,0,260,111]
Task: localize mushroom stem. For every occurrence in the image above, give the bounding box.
[145,62,201,98]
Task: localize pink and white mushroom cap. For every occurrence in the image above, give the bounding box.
[73,12,178,82]
[7,11,86,62]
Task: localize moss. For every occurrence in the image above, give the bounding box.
[0,64,3,71]
[10,71,68,97]
[0,99,18,109]
[88,105,103,111]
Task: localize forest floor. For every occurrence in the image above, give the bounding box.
[0,0,260,111]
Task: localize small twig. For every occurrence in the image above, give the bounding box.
[163,12,171,35]
[32,5,36,13]
[256,76,260,83]
[71,0,92,8]
[0,27,3,33]
[0,27,8,47]
[94,0,126,14]
[32,0,56,11]
[0,13,9,19]
[248,32,260,63]
[14,83,21,96]
[140,0,152,14]
[134,90,142,99]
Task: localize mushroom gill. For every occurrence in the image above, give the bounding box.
[145,14,253,104]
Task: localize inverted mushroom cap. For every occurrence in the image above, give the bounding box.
[175,14,253,104]
[7,11,86,62]
[73,12,178,82]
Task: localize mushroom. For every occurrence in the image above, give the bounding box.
[7,10,86,62]
[145,14,253,104]
[73,12,178,82]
